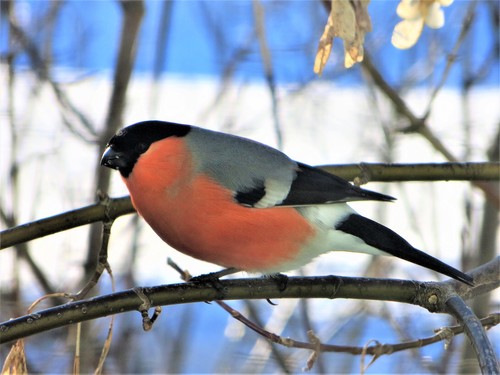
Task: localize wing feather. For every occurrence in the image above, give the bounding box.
[279,163,394,206]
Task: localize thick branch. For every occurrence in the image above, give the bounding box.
[0,257,497,344]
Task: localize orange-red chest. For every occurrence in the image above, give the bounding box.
[123,137,316,271]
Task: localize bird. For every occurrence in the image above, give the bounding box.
[100,120,473,286]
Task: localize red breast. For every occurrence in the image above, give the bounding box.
[123,137,317,272]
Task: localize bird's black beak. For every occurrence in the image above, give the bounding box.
[101,146,127,170]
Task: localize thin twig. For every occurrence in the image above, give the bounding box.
[422,1,477,120]
[68,219,115,301]
[7,12,97,142]
[319,162,500,182]
[253,0,283,149]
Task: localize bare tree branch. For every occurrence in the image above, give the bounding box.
[446,296,500,374]
[217,305,498,358]
[360,54,500,208]
[0,257,497,345]
[422,1,477,120]
[319,162,500,182]
[149,0,174,117]
[1,196,134,250]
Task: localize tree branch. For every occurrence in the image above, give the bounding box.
[253,0,284,149]
[86,0,145,282]
[0,257,497,344]
[7,10,97,142]
[1,196,134,250]
[319,162,500,182]
[216,304,498,357]
[446,296,500,374]
[360,55,500,208]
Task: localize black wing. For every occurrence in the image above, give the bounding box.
[279,163,394,206]
[234,179,267,207]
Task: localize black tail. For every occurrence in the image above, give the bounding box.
[336,214,474,286]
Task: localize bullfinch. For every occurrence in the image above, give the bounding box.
[100,120,473,286]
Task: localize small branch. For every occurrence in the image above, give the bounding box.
[206,298,500,360]
[7,12,97,142]
[361,54,458,162]
[361,54,422,130]
[422,1,477,120]
[69,219,115,301]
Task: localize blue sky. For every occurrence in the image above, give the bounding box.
[2,0,498,87]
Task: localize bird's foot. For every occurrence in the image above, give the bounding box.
[265,273,289,292]
[189,267,240,298]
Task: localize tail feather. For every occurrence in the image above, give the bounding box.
[335,214,474,286]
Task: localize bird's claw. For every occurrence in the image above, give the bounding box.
[267,273,289,292]
[189,268,239,299]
